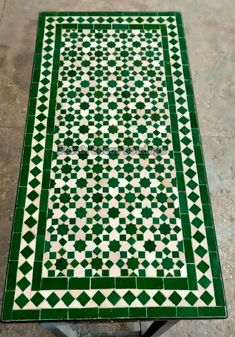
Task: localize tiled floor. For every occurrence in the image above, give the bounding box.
[1,11,226,322]
[0,0,233,331]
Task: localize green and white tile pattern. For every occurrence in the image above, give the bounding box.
[2,12,226,321]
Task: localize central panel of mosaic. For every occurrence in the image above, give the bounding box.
[42,27,187,278]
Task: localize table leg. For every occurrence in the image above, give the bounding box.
[40,322,78,337]
[140,320,178,337]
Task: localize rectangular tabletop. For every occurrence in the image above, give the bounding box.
[2,11,226,321]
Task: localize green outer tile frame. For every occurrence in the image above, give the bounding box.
[1,12,227,321]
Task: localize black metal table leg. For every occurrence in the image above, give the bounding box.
[141,320,178,337]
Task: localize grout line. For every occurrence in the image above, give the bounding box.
[0,0,7,26]
[201,135,235,139]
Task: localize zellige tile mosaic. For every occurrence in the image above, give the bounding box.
[1,12,226,321]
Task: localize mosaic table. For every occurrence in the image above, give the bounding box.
[2,12,226,327]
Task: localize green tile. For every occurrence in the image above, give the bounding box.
[137,277,163,289]
[99,308,129,318]
[184,239,195,263]
[69,277,90,289]
[116,277,136,289]
[164,278,188,290]
[9,233,21,260]
[31,262,42,290]
[6,262,18,290]
[129,307,146,318]
[213,278,226,307]
[12,309,40,320]
[91,277,115,289]
[1,291,14,321]
[147,307,176,318]
[41,277,68,289]
[41,309,68,319]
[177,307,198,317]
[198,306,227,318]
[69,308,98,319]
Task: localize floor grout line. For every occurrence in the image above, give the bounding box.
[0,0,7,27]
[201,135,235,139]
